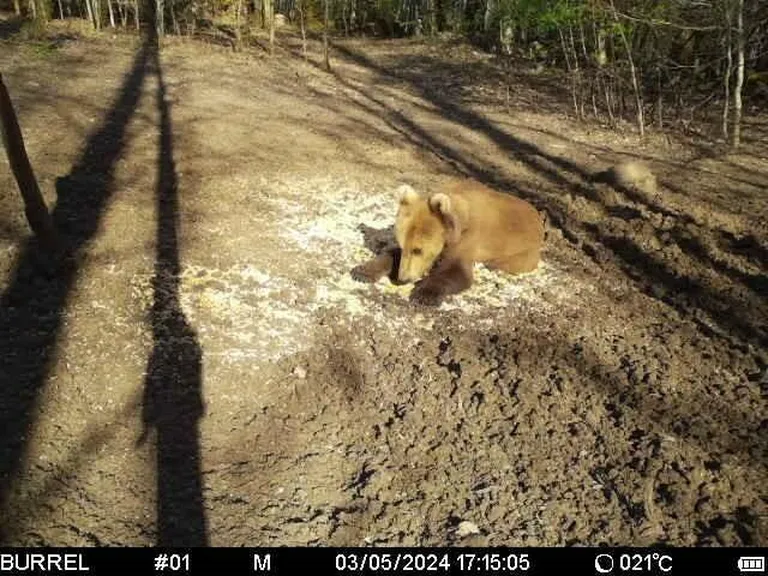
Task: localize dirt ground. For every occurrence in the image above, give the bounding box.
[0,17,766,547]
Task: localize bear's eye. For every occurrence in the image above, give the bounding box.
[412,248,423,256]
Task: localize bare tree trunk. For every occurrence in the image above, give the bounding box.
[722,0,733,140]
[656,66,662,129]
[591,82,598,118]
[732,0,745,148]
[568,25,583,119]
[483,0,493,34]
[558,28,572,72]
[85,0,95,28]
[559,28,579,119]
[269,0,275,55]
[29,0,37,19]
[605,76,615,124]
[323,0,330,71]
[135,0,140,31]
[594,19,609,121]
[234,0,242,50]
[263,0,274,54]
[13,0,21,16]
[0,74,58,251]
[107,0,116,27]
[610,0,644,137]
[568,25,578,65]
[171,0,179,34]
[579,23,589,62]
[428,0,436,35]
[298,0,307,59]
[595,24,607,67]
[57,0,64,19]
[156,0,164,37]
[93,0,102,29]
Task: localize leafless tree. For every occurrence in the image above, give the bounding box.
[0,74,58,251]
[323,0,331,71]
[732,0,745,148]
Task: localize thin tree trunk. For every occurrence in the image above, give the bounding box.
[568,25,583,119]
[579,23,589,62]
[591,79,598,118]
[323,0,330,71]
[428,0,436,34]
[263,0,274,54]
[559,28,579,118]
[732,0,745,148]
[723,0,733,140]
[602,74,615,125]
[568,25,578,68]
[29,0,37,19]
[0,74,58,251]
[57,0,64,19]
[93,0,102,29]
[595,25,607,67]
[610,0,644,137]
[483,0,493,34]
[85,0,95,28]
[107,0,116,27]
[13,0,21,15]
[269,0,275,56]
[298,0,307,59]
[156,0,164,37]
[135,0,140,31]
[656,67,663,129]
[234,0,242,50]
[171,0,179,34]
[559,28,572,72]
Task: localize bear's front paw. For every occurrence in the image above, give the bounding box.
[350,264,379,283]
[410,283,444,307]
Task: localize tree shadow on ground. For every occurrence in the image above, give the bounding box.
[317,42,768,357]
[137,30,208,547]
[0,34,152,543]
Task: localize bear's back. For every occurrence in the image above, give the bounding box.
[441,178,541,232]
[439,178,544,263]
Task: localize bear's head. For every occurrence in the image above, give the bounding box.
[394,184,461,283]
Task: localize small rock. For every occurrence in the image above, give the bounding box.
[456,520,480,538]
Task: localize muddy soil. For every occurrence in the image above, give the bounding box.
[0,19,765,546]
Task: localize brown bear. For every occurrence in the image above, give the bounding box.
[352,178,545,306]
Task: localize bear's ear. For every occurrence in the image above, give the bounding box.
[428,193,451,215]
[429,193,462,243]
[397,184,419,206]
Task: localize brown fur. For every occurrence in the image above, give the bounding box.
[352,179,545,306]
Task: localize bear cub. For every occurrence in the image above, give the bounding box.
[352,178,545,306]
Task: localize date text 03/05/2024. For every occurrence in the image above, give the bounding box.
[334,552,532,572]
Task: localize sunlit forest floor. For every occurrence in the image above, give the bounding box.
[0,15,766,546]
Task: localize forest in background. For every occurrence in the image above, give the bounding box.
[2,0,768,147]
